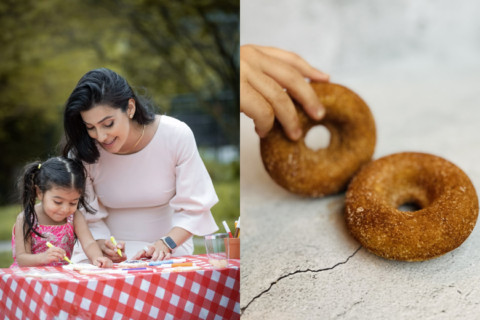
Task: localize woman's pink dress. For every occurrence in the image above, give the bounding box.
[72,116,219,262]
[10,214,75,267]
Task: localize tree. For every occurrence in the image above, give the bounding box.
[0,0,239,204]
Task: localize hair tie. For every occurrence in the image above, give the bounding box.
[38,164,41,169]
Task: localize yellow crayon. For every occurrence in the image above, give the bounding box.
[46,242,73,264]
[110,236,123,257]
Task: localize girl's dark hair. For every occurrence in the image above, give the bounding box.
[62,68,156,164]
[18,157,95,243]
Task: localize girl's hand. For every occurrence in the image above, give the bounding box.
[131,241,172,261]
[93,256,113,268]
[240,44,329,140]
[40,247,66,265]
[96,239,127,262]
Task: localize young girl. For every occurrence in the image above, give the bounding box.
[11,157,112,268]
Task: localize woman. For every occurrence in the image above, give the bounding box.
[63,68,218,262]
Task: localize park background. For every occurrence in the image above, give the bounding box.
[0,0,239,267]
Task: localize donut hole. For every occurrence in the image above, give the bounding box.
[304,125,331,151]
[398,202,422,212]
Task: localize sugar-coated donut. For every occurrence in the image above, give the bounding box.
[260,82,376,197]
[345,152,479,261]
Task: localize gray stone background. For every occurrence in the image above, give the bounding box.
[240,1,480,319]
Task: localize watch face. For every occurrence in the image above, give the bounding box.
[164,237,177,249]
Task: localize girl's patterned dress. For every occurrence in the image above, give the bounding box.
[10,214,75,267]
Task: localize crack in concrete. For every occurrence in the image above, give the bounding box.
[241,245,362,315]
[335,300,363,318]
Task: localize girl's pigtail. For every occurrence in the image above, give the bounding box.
[19,162,44,243]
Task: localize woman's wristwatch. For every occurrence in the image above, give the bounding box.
[158,236,177,253]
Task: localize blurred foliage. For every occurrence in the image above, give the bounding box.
[203,159,240,182]
[0,251,14,269]
[0,0,239,204]
[0,205,18,241]
[211,180,239,229]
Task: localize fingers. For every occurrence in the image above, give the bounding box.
[159,251,167,261]
[131,253,141,260]
[48,247,66,261]
[241,62,302,140]
[255,51,325,122]
[241,45,328,141]
[240,74,275,138]
[105,250,126,262]
[103,239,126,260]
[150,249,170,261]
[96,258,113,268]
[104,239,115,250]
[164,252,172,261]
[155,250,167,261]
[145,246,154,257]
[151,249,160,261]
[131,250,145,261]
[103,247,118,257]
[116,241,126,254]
[48,252,64,262]
[251,45,330,82]
[260,57,325,121]
[131,252,140,260]
[50,247,65,255]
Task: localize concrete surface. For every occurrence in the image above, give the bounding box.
[240,1,480,318]
[240,63,480,319]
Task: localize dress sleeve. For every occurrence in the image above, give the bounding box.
[169,123,219,236]
[78,167,111,240]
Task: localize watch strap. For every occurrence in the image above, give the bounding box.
[159,236,177,253]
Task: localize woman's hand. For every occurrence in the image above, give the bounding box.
[93,256,113,268]
[131,241,172,261]
[240,44,330,140]
[40,247,66,265]
[96,239,126,262]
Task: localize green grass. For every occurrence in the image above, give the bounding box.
[211,180,239,235]
[193,240,207,255]
[0,251,13,268]
[0,205,20,241]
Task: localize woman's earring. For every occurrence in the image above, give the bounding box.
[130,114,133,118]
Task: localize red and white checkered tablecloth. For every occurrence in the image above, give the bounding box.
[0,254,240,320]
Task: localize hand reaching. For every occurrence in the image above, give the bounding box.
[240,45,329,140]
[93,256,113,268]
[40,246,66,264]
[97,239,126,262]
[132,242,172,262]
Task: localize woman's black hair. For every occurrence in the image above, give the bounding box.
[18,157,96,243]
[62,68,156,164]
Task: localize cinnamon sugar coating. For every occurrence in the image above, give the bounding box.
[345,152,479,261]
[260,82,376,197]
